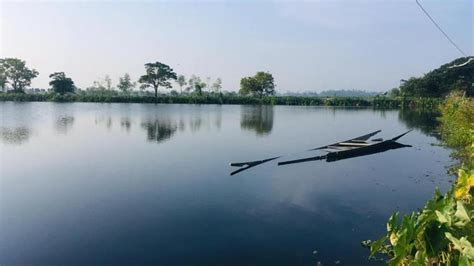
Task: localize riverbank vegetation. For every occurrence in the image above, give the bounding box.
[393,57,473,97]
[364,93,474,265]
[0,91,444,109]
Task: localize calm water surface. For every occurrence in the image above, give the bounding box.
[0,102,452,265]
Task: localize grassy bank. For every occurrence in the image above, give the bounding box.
[0,92,443,109]
[365,93,473,265]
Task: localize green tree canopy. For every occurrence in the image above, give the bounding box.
[49,72,75,94]
[399,57,473,97]
[0,58,39,93]
[104,75,113,90]
[239,71,275,97]
[117,73,136,94]
[389,88,400,97]
[138,61,177,98]
[0,67,6,92]
[211,78,222,93]
[188,75,206,96]
[176,75,187,94]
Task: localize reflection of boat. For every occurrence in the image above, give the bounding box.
[229,130,412,175]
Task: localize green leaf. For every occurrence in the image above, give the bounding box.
[455,201,471,223]
[425,223,449,257]
[459,255,471,266]
[369,235,388,258]
[413,250,426,265]
[445,233,474,259]
[387,212,399,232]
[435,210,449,224]
[388,254,403,266]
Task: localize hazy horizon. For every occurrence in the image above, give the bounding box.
[1,0,472,92]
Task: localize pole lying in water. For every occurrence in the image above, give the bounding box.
[229,156,281,176]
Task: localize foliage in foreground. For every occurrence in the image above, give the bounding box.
[364,94,474,265]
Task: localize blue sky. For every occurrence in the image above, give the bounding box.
[1,0,472,92]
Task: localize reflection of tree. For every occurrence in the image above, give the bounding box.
[94,116,113,130]
[189,116,203,132]
[55,116,75,135]
[141,119,178,143]
[240,105,274,136]
[0,127,31,145]
[106,117,112,129]
[214,106,222,130]
[398,109,440,138]
[120,117,132,132]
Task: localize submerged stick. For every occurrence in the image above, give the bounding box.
[230,156,280,176]
[277,155,327,166]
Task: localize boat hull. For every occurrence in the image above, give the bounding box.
[326,140,410,162]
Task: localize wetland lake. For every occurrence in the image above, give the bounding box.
[0,102,453,265]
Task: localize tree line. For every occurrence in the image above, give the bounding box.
[388,57,473,97]
[0,58,276,98]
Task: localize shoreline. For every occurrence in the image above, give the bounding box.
[0,93,443,109]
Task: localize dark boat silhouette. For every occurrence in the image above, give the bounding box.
[230,130,412,175]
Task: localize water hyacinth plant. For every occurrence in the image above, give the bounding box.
[364,93,474,265]
[364,176,473,265]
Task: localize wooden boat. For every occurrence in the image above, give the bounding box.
[278,130,412,165]
[229,129,412,175]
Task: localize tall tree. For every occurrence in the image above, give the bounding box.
[117,73,136,94]
[239,77,258,96]
[104,75,113,90]
[188,75,206,96]
[0,58,39,93]
[49,72,75,94]
[211,78,222,93]
[239,72,275,97]
[138,61,177,98]
[0,66,6,92]
[206,77,211,92]
[89,80,106,91]
[176,75,187,94]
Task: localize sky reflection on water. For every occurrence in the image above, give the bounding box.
[0,102,452,266]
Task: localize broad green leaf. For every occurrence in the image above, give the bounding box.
[435,210,449,224]
[458,255,471,266]
[454,201,471,226]
[445,233,474,259]
[387,212,399,232]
